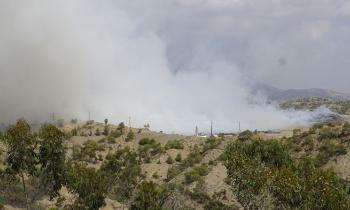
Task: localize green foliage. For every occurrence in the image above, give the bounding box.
[237,130,253,141]
[125,130,135,142]
[166,156,173,164]
[319,140,347,156]
[3,119,37,209]
[109,129,122,139]
[203,136,221,152]
[192,164,209,176]
[204,200,238,210]
[175,153,182,162]
[319,126,341,140]
[342,122,350,136]
[139,138,156,145]
[184,170,201,184]
[165,139,184,150]
[183,145,202,167]
[301,135,315,151]
[117,122,125,135]
[71,128,78,136]
[3,119,37,175]
[130,181,166,210]
[100,148,141,202]
[184,164,209,184]
[94,128,101,136]
[81,140,98,162]
[152,172,160,179]
[224,140,350,209]
[314,140,347,166]
[166,166,182,181]
[66,162,108,210]
[138,139,163,163]
[38,124,66,199]
[107,136,116,144]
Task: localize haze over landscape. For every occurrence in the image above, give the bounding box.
[1,0,350,133]
[3,1,350,210]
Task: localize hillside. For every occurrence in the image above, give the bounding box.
[1,118,350,209]
[252,83,350,101]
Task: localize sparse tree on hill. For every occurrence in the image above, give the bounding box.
[125,130,135,142]
[117,122,125,135]
[66,162,108,210]
[130,181,167,210]
[3,119,37,210]
[38,124,66,199]
[104,118,108,125]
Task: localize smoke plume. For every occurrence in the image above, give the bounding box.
[0,0,348,133]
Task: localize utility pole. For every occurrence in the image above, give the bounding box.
[195,125,198,136]
[210,120,213,137]
[239,121,241,132]
[129,116,131,128]
[88,111,91,121]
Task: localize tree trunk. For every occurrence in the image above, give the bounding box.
[21,173,29,210]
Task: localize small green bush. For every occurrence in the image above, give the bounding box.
[166,156,173,164]
[139,138,156,145]
[185,170,201,184]
[165,139,184,150]
[125,130,135,142]
[238,130,253,141]
[175,153,182,162]
[167,166,182,181]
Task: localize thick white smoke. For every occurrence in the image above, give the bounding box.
[0,0,343,133]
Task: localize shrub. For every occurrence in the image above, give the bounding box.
[107,136,116,144]
[301,136,314,151]
[319,127,341,140]
[203,137,221,152]
[139,138,155,145]
[165,139,184,150]
[319,141,347,157]
[204,200,238,210]
[193,164,209,176]
[125,130,135,142]
[95,128,101,136]
[237,130,253,141]
[152,172,160,179]
[75,140,98,162]
[342,122,350,136]
[175,153,182,162]
[98,138,106,143]
[117,122,125,135]
[224,140,350,209]
[185,170,201,184]
[100,148,141,202]
[66,162,108,210]
[183,145,202,167]
[71,128,78,136]
[166,156,173,164]
[130,181,166,210]
[167,166,182,181]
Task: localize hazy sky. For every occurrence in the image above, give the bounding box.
[0,0,348,133]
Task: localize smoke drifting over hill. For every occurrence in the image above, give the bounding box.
[0,0,349,133]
